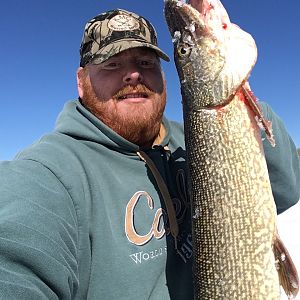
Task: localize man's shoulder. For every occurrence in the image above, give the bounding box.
[12,131,81,174]
[163,117,185,151]
[168,119,184,129]
[165,118,184,136]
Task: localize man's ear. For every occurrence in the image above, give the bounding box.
[77,67,86,98]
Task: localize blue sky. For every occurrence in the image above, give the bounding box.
[1,0,299,160]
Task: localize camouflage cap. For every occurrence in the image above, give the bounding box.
[79,9,170,67]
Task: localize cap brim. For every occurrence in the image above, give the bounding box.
[90,39,170,65]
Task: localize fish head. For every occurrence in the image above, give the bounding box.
[164,0,257,110]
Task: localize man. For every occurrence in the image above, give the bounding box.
[0,8,299,300]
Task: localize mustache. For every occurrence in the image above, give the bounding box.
[113,84,155,100]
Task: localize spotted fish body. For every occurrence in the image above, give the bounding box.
[164,0,298,299]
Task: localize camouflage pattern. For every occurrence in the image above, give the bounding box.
[79,9,170,66]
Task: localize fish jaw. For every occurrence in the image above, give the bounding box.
[164,0,257,110]
[188,0,230,28]
[188,0,231,42]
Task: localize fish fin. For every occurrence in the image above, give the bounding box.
[241,83,276,147]
[273,233,299,298]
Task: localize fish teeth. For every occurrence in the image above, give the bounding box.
[185,23,196,33]
[182,33,194,45]
[172,31,182,43]
[164,0,184,6]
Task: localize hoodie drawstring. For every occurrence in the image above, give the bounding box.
[137,150,179,250]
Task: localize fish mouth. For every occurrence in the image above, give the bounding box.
[164,0,201,41]
[164,0,230,43]
[165,0,257,110]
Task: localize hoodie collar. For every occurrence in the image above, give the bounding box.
[55,100,171,154]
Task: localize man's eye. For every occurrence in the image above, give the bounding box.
[103,62,120,69]
[139,60,155,68]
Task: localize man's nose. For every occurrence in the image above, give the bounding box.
[123,67,143,85]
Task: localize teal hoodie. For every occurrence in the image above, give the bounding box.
[0,100,299,299]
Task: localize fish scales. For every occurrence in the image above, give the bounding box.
[185,97,279,299]
[164,0,285,298]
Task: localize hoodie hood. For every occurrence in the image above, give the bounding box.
[54,100,172,155]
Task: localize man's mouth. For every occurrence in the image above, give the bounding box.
[114,84,154,102]
[118,93,149,100]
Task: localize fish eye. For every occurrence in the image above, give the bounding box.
[177,45,191,57]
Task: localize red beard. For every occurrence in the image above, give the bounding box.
[80,77,167,148]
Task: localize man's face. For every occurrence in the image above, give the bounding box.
[77,47,167,147]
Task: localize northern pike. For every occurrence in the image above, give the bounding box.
[164,0,299,299]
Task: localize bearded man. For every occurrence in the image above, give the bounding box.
[0,8,299,300]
